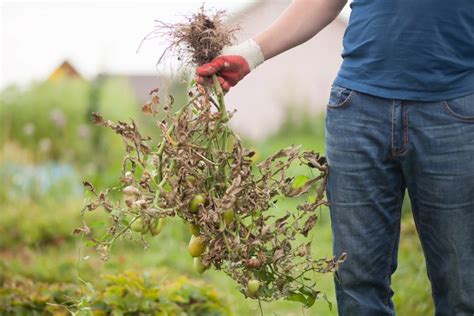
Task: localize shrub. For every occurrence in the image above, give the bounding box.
[0,198,98,249]
[93,271,230,315]
[0,271,231,315]
[0,78,137,166]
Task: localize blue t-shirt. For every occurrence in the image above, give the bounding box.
[334,0,474,101]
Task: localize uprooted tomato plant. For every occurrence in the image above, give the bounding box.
[77,6,346,310]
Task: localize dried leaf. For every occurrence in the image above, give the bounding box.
[302,214,318,237]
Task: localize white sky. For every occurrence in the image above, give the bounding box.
[1,0,351,88]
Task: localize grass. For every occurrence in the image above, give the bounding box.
[1,199,432,315]
[0,91,434,315]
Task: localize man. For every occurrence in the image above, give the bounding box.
[196,0,474,315]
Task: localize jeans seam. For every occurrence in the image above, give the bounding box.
[385,198,402,312]
[409,201,437,298]
[391,101,395,155]
[328,89,355,109]
[392,148,407,155]
[391,101,406,156]
[403,103,409,147]
[443,101,474,122]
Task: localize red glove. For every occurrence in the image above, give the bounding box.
[196,56,250,92]
[195,39,265,92]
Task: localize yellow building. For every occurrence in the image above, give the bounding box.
[48,60,83,81]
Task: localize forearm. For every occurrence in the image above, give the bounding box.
[195,0,347,90]
[254,0,347,60]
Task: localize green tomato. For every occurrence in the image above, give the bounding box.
[150,218,166,236]
[131,218,148,234]
[189,194,205,213]
[193,257,207,274]
[247,279,261,297]
[188,223,200,236]
[223,209,234,226]
[188,235,205,257]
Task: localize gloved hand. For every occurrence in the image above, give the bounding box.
[195,39,265,92]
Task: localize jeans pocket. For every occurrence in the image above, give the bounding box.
[443,92,474,122]
[327,84,354,109]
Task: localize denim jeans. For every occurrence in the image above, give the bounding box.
[325,85,474,316]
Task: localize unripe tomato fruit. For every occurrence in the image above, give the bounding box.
[131,218,148,234]
[189,194,205,212]
[188,223,200,236]
[188,235,205,257]
[193,257,207,274]
[150,218,165,236]
[223,209,234,226]
[247,279,260,297]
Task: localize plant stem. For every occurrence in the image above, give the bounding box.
[258,298,264,316]
[211,75,228,122]
[107,215,140,247]
[211,75,230,183]
[157,92,202,181]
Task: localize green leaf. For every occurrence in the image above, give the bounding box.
[322,293,333,311]
[121,219,130,227]
[305,293,316,308]
[298,286,318,308]
[291,175,309,189]
[85,240,97,247]
[162,181,172,192]
[254,269,275,282]
[287,293,306,304]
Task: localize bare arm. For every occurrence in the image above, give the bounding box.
[196,0,347,91]
[254,0,347,60]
